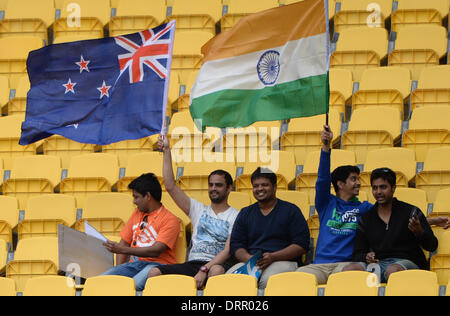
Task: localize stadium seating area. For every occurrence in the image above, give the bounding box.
[0,0,449,295]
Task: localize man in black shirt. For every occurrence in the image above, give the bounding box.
[343,168,438,283]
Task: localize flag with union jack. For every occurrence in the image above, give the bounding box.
[19,21,175,146]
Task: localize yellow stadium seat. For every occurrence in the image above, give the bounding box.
[18,194,76,240]
[281,110,341,165]
[53,0,110,41]
[177,161,236,201]
[0,75,9,114]
[329,68,353,120]
[265,272,317,296]
[0,0,7,11]
[431,188,450,218]
[385,270,439,296]
[170,70,199,113]
[0,239,7,272]
[0,156,3,186]
[101,136,157,168]
[228,191,251,211]
[415,147,450,203]
[203,274,258,296]
[0,36,43,90]
[393,188,429,215]
[0,196,19,246]
[52,34,102,44]
[166,0,222,35]
[280,0,335,19]
[6,237,59,292]
[143,274,197,296]
[353,67,412,119]
[236,151,296,197]
[325,271,379,296]
[0,114,36,170]
[175,221,187,263]
[402,106,450,163]
[411,65,450,110]
[59,153,120,208]
[4,74,28,115]
[75,192,134,239]
[358,148,417,198]
[0,0,54,42]
[331,27,388,82]
[40,135,96,170]
[3,155,61,210]
[82,275,136,296]
[392,0,448,32]
[334,0,392,32]
[342,107,402,164]
[109,0,166,37]
[0,277,16,296]
[430,230,450,286]
[389,25,448,81]
[221,0,280,32]
[23,275,76,296]
[276,191,310,220]
[117,151,167,192]
[296,149,356,204]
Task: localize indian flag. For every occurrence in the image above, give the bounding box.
[189,0,330,129]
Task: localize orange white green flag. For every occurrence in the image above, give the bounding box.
[189,0,330,130]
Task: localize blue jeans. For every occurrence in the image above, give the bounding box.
[358,258,419,283]
[102,258,164,291]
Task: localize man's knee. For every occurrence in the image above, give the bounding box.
[342,263,366,272]
[384,264,405,280]
[147,267,162,278]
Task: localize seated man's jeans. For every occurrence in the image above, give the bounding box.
[102,257,164,291]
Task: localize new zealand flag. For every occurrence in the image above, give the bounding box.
[19,21,175,146]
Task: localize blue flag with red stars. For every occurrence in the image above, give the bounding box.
[19,21,175,146]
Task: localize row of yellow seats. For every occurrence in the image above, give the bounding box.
[1,270,449,296]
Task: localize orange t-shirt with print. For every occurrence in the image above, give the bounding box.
[120,205,180,264]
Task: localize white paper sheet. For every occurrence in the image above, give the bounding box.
[84,221,108,242]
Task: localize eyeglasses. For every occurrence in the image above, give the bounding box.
[133,215,148,246]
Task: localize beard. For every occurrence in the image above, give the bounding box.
[209,191,226,204]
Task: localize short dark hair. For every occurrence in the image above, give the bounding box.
[128,173,162,202]
[331,165,361,193]
[251,167,277,185]
[370,167,396,187]
[208,170,233,187]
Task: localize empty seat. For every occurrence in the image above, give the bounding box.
[0,36,43,89]
[0,114,36,170]
[0,0,54,42]
[203,274,258,296]
[276,191,310,220]
[23,275,76,296]
[41,135,96,170]
[226,191,251,211]
[265,272,317,296]
[6,237,59,292]
[393,188,429,215]
[101,136,158,168]
[0,239,7,272]
[167,70,199,113]
[331,27,389,82]
[329,68,353,119]
[59,153,120,208]
[416,147,450,203]
[0,196,19,246]
[53,0,110,41]
[143,274,197,296]
[325,271,379,296]
[75,192,134,239]
[385,270,439,296]
[166,0,222,35]
[4,74,29,115]
[0,75,9,114]
[334,0,393,32]
[0,277,16,296]
[353,67,412,119]
[411,65,450,110]
[430,230,450,286]
[220,0,279,32]
[359,148,417,197]
[296,149,356,203]
[236,151,296,197]
[431,188,450,217]
[392,0,449,32]
[109,0,166,37]
[18,194,76,240]
[3,155,62,210]
[82,275,136,296]
[281,110,341,164]
[342,107,402,164]
[402,106,450,162]
[389,25,448,80]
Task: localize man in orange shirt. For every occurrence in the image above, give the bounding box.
[102,173,180,291]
